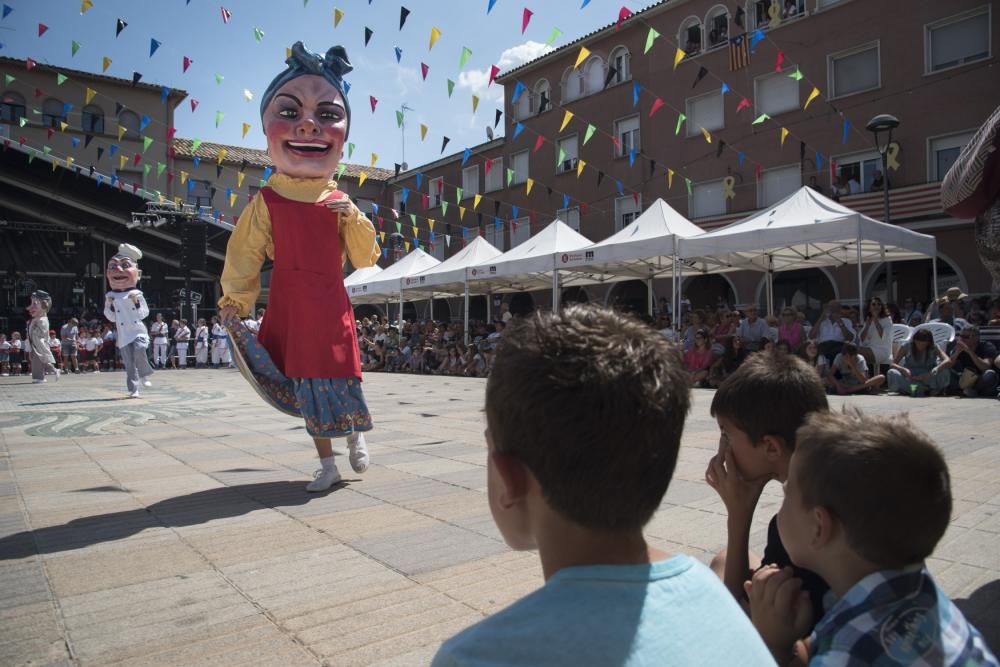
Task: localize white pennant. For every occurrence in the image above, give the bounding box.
[444,234,451,247]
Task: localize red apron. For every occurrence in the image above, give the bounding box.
[257,187,361,379]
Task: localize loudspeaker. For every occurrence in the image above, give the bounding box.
[179,221,208,272]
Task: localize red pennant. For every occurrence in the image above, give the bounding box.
[532,135,545,154]
[220,6,232,23]
[736,97,750,113]
[26,58,38,70]
[511,220,518,232]
[615,6,632,31]
[632,192,639,206]
[167,127,177,140]
[421,62,429,80]
[581,202,589,215]
[421,193,429,209]
[190,99,199,112]
[46,127,55,140]
[754,163,762,180]
[376,215,384,230]
[369,95,378,113]
[167,172,174,184]
[485,158,493,175]
[34,87,44,98]
[479,227,484,237]
[167,146,176,158]
[133,153,141,166]
[775,50,785,73]
[521,8,533,34]
[182,56,192,72]
[611,136,621,151]
[37,23,48,37]
[19,136,27,146]
[436,179,443,194]
[648,97,665,118]
[488,64,500,87]
[529,210,536,224]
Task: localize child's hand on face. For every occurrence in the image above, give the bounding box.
[705,442,769,521]
[745,565,813,665]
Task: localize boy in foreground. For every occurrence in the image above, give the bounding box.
[749,410,997,666]
[432,305,775,666]
[706,352,831,626]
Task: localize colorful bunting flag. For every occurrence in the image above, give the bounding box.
[644,27,660,54]
[545,27,562,46]
[399,6,410,29]
[115,18,126,37]
[649,98,664,118]
[736,97,751,113]
[253,27,264,42]
[752,112,770,125]
[102,56,112,72]
[574,47,590,69]
[429,26,442,50]
[80,0,92,13]
[369,96,378,112]
[673,47,685,70]
[701,127,712,143]
[788,67,804,81]
[71,40,81,57]
[522,8,533,33]
[334,7,344,27]
[472,94,479,113]
[804,86,820,109]
[221,7,232,23]
[364,27,374,46]
[675,113,686,135]
[420,123,428,140]
[560,110,574,132]
[421,62,429,80]
[149,39,162,57]
[241,122,251,138]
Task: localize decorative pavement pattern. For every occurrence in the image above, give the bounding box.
[0,369,997,666]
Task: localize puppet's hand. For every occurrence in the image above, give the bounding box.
[127,290,141,304]
[324,196,352,216]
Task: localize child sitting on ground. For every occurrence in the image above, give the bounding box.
[748,409,997,666]
[706,351,831,629]
[432,305,775,666]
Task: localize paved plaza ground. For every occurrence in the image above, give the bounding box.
[0,367,998,666]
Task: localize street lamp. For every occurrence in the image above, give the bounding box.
[866,113,900,302]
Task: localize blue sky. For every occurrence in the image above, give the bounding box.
[0,0,652,168]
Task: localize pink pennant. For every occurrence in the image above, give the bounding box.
[133,153,142,166]
[167,172,174,184]
[190,99,199,112]
[369,95,378,113]
[775,50,784,73]
[611,136,621,151]
[421,62,429,80]
[511,220,518,232]
[19,136,26,146]
[488,64,500,86]
[754,163,762,180]
[46,127,55,140]
[532,135,545,154]
[421,193,429,209]
[615,6,632,31]
[167,146,176,158]
[632,192,639,206]
[736,97,751,113]
[37,23,48,37]
[34,87,43,98]
[220,6,232,23]
[376,215,384,230]
[167,127,177,140]
[182,56,192,73]
[648,97,665,118]
[26,58,38,70]
[485,158,493,175]
[521,8,533,34]
[581,202,589,215]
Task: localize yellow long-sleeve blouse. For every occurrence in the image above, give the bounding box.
[218,173,380,316]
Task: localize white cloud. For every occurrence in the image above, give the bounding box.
[457,40,554,105]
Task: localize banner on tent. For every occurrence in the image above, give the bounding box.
[404,276,428,286]
[561,250,596,265]
[470,266,498,277]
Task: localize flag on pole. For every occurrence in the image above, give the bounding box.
[729,34,750,71]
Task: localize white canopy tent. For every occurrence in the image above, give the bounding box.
[347,247,440,325]
[677,187,938,314]
[343,264,383,288]
[557,198,705,316]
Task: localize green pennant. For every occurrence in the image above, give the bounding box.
[396,221,402,233]
[675,113,686,135]
[408,214,416,225]
[455,187,463,203]
[441,201,448,215]
[156,161,166,177]
[142,135,153,152]
[215,73,224,85]
[43,146,52,155]
[253,27,265,42]
[347,143,355,158]
[583,124,596,145]
[752,113,770,125]
[685,178,692,195]
[260,179,267,187]
[506,168,514,186]
[191,138,202,152]
[71,40,81,56]
[19,117,27,127]
[396,110,404,128]
[556,148,566,168]
[214,110,224,127]
[644,27,660,54]
[56,73,68,85]
[447,79,455,97]
[3,74,13,86]
[458,46,472,70]
[28,151,35,164]
[336,163,346,179]
[788,67,804,81]
[545,27,562,47]
[143,163,151,177]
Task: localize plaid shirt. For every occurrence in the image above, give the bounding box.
[809,565,997,666]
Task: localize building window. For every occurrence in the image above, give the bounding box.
[187,179,213,208]
[462,165,479,197]
[561,67,584,103]
[614,195,642,231]
[485,156,503,192]
[690,180,727,218]
[686,90,724,137]
[42,98,65,128]
[81,104,105,134]
[754,69,799,116]
[514,84,531,120]
[679,16,702,56]
[832,150,882,194]
[928,131,976,182]
[430,237,446,260]
[750,0,770,28]
[0,91,26,124]
[530,79,551,115]
[428,176,443,207]
[486,220,506,251]
[706,6,730,48]
[582,56,605,96]
[556,135,579,174]
[925,6,990,73]
[511,217,531,247]
[118,109,140,139]
[758,165,801,208]
[614,115,640,158]
[511,150,529,185]
[393,189,404,214]
[557,207,581,232]
[609,46,631,84]
[828,42,880,98]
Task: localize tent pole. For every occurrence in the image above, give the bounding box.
[552,262,560,313]
[932,255,939,306]
[399,280,404,332]
[430,296,434,321]
[646,277,653,317]
[856,233,864,311]
[673,255,682,332]
[464,280,470,346]
[487,290,492,322]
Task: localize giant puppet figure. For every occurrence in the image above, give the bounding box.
[219,42,379,493]
[104,243,154,397]
[26,290,58,383]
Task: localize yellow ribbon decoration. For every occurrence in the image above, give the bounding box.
[768,0,781,29]
[723,176,736,200]
[804,87,820,110]
[887,142,901,171]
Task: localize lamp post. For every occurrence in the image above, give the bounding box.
[866,113,900,303]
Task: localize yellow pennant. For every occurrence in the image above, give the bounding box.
[404,241,411,252]
[472,95,479,114]
[701,127,712,144]
[334,8,344,27]
[180,170,188,184]
[217,148,227,164]
[574,46,590,69]
[473,193,482,210]
[85,87,96,104]
[59,121,68,132]
[780,127,789,146]
[229,192,238,207]
[237,171,245,188]
[52,161,59,172]
[428,219,435,231]
[370,152,378,167]
[241,122,251,139]
[458,206,466,220]
[66,156,74,168]
[673,47,685,71]
[429,26,442,50]
[560,110,574,132]
[526,178,534,195]
[411,225,418,237]
[576,158,586,178]
[379,231,385,243]
[119,154,127,169]
[804,86,820,110]
[80,0,93,14]
[420,124,428,141]
[286,47,292,60]
[117,125,126,141]
[668,168,675,189]
[359,171,368,188]
[102,56,111,72]
[174,196,182,207]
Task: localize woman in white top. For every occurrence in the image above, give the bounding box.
[150,313,168,368]
[859,298,894,376]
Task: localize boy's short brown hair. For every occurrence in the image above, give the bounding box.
[794,410,951,568]
[710,350,828,448]
[486,305,691,532]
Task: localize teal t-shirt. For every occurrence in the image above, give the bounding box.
[432,554,776,666]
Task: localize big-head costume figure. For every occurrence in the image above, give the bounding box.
[219,42,380,492]
[104,243,154,397]
[26,290,58,383]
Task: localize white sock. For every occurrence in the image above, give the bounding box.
[320,455,338,471]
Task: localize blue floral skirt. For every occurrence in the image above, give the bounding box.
[229,324,373,438]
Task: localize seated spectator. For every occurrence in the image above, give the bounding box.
[797,339,825,379]
[685,328,714,387]
[709,335,747,388]
[433,306,774,666]
[829,342,886,395]
[682,309,707,351]
[736,306,769,352]
[748,409,996,666]
[713,310,738,350]
[870,170,886,191]
[948,325,998,398]
[901,297,923,325]
[925,287,967,323]
[777,307,805,351]
[886,328,951,396]
[858,298,894,376]
[811,300,856,363]
[775,339,792,354]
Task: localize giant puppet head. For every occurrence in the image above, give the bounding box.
[106,243,143,291]
[259,42,352,180]
[26,290,52,318]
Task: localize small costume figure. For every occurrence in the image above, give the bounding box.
[194,318,209,367]
[219,42,379,492]
[104,244,154,397]
[26,290,59,383]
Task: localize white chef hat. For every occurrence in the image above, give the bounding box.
[115,243,143,262]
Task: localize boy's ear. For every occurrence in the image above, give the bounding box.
[490,451,530,508]
[812,505,837,548]
[760,434,790,462]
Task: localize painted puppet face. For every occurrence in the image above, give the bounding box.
[27,296,47,318]
[106,255,140,290]
[263,75,347,179]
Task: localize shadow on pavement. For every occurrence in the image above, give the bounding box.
[0,480,348,561]
[956,578,1000,654]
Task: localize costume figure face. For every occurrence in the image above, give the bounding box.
[264,75,347,179]
[106,256,140,290]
